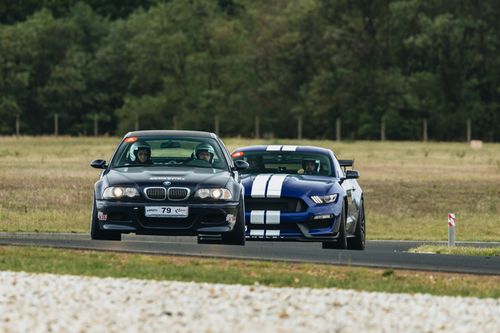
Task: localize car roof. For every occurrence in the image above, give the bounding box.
[124,130,217,138]
[233,145,334,155]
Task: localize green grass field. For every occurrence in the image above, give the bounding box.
[1,245,499,298]
[0,136,499,241]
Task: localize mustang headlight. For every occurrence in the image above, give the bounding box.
[310,194,338,204]
[103,186,139,199]
[195,188,232,200]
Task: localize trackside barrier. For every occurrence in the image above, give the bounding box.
[448,213,456,246]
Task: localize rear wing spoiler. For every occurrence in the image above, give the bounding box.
[338,159,354,168]
[338,159,354,173]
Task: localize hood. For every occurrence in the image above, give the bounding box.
[241,173,337,198]
[104,166,230,188]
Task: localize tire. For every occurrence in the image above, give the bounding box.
[322,203,347,249]
[221,197,245,246]
[90,198,121,241]
[348,200,366,250]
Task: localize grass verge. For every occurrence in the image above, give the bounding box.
[1,137,500,240]
[409,245,500,257]
[0,245,499,298]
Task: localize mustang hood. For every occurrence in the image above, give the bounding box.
[104,167,230,188]
[241,174,337,198]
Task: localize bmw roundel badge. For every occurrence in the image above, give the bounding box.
[163,181,172,186]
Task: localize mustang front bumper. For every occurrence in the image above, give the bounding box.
[244,200,343,241]
[95,200,240,236]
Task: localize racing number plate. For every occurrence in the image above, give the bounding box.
[145,206,189,218]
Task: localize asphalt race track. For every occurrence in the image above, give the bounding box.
[0,233,499,275]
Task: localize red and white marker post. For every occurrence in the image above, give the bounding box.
[448,213,456,246]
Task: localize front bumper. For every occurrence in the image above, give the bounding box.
[95,200,240,236]
[244,200,342,241]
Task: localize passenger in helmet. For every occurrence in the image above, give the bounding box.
[194,143,215,163]
[129,142,153,164]
[299,158,319,174]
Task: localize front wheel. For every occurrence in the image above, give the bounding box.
[221,198,245,246]
[90,198,121,241]
[347,200,366,250]
[322,204,347,249]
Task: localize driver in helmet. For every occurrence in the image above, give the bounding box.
[298,158,319,174]
[130,142,153,164]
[194,143,215,163]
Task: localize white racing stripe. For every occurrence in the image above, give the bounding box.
[251,174,272,198]
[250,229,264,236]
[266,230,280,237]
[266,174,288,198]
[266,211,280,224]
[266,145,282,151]
[250,210,265,224]
[281,145,297,151]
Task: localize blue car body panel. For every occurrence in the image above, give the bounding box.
[233,145,363,242]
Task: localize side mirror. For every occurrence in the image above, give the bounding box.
[345,170,360,179]
[90,159,107,169]
[233,160,249,171]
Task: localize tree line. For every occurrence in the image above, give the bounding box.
[1,0,499,141]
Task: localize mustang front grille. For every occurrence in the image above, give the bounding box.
[144,187,167,200]
[245,198,307,212]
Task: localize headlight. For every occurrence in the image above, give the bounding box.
[195,188,232,200]
[310,194,338,204]
[103,186,139,199]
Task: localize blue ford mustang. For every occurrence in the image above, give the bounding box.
[231,145,365,250]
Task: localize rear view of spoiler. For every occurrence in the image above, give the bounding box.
[338,159,354,167]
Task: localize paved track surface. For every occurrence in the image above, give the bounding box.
[0,233,498,275]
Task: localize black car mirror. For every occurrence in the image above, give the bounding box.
[345,170,360,179]
[90,159,107,169]
[233,160,249,171]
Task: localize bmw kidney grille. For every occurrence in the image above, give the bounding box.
[144,187,167,200]
[167,187,190,201]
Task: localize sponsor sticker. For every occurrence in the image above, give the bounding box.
[97,211,107,221]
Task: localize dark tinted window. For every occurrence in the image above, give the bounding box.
[233,151,333,176]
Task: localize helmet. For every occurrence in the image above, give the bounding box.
[194,143,215,162]
[129,142,151,163]
[302,158,320,173]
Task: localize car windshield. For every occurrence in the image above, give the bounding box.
[233,151,333,176]
[111,137,228,170]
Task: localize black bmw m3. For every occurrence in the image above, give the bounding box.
[90,130,249,245]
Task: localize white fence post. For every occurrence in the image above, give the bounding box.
[448,213,456,246]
